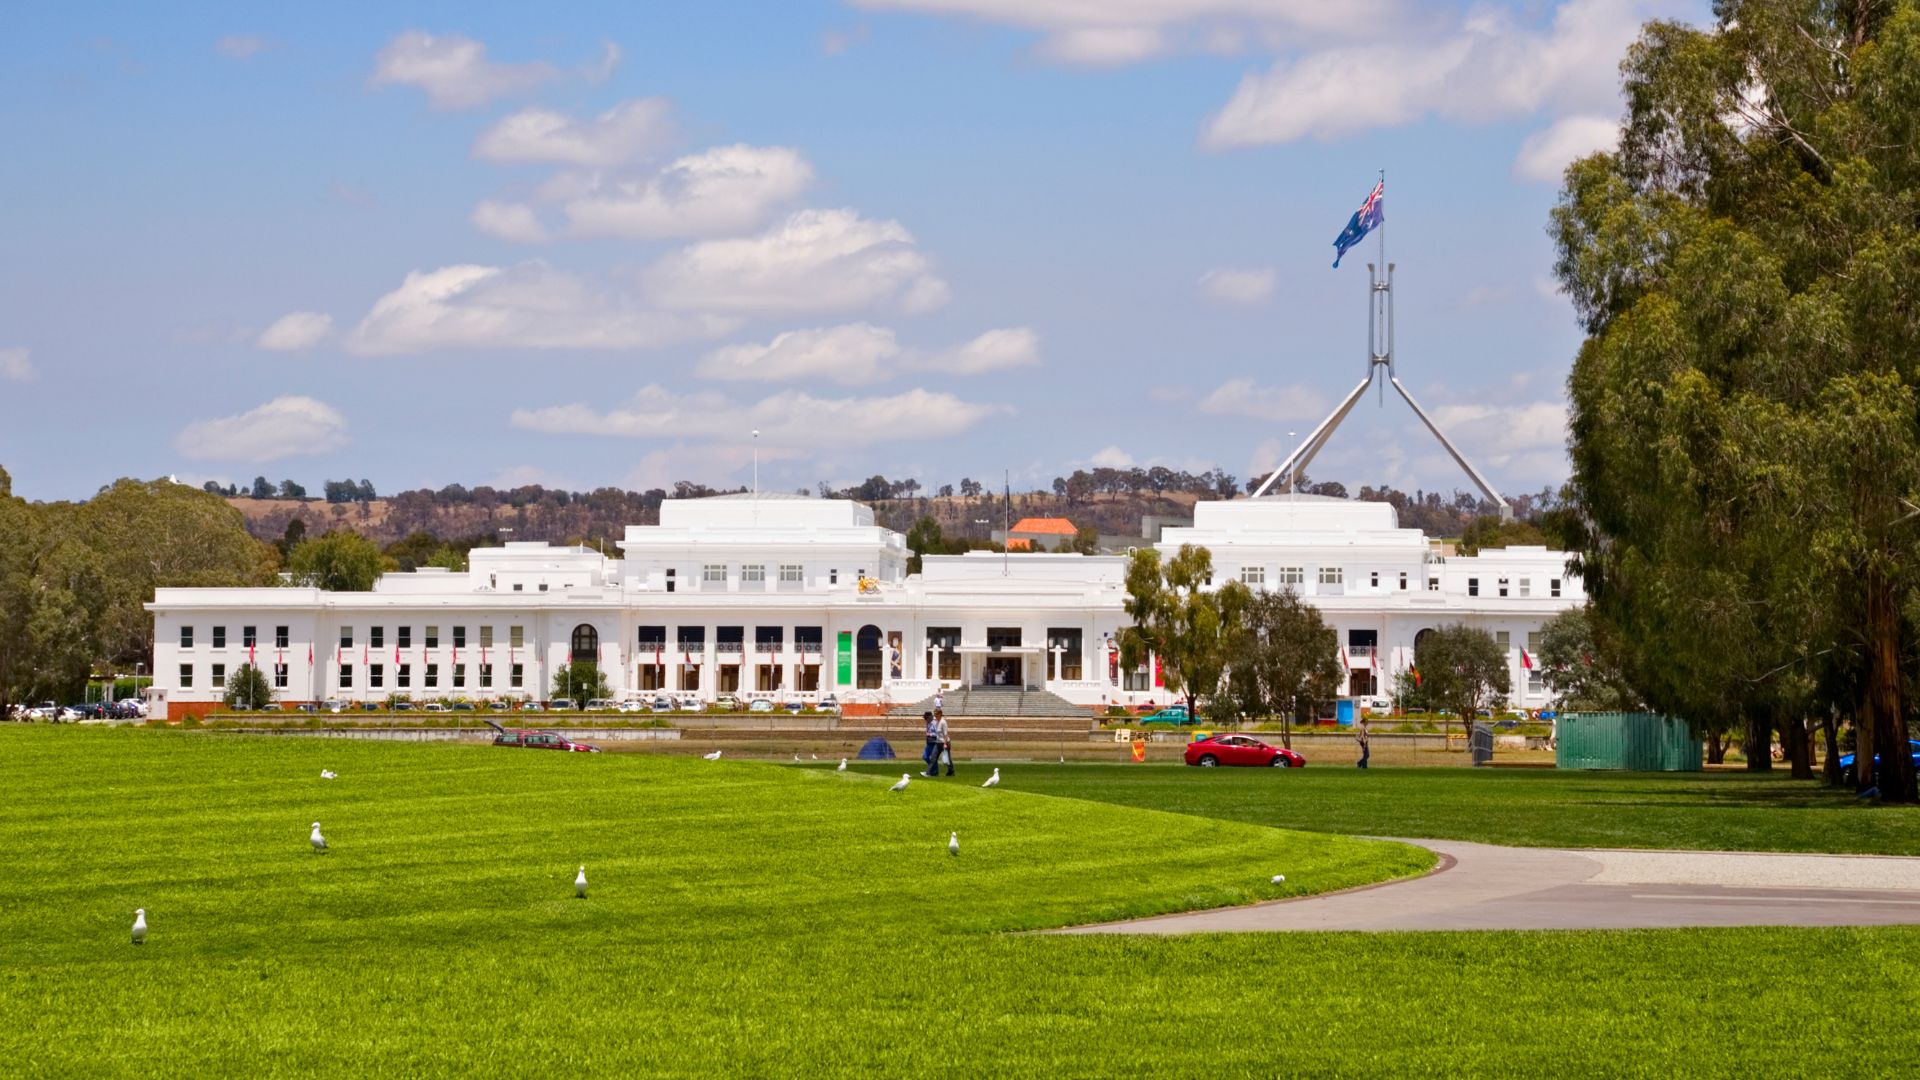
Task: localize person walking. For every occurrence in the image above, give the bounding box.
[934,708,954,776]
[1355,717,1371,769]
[921,710,940,777]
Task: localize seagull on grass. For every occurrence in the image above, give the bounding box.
[131,908,147,945]
[576,865,588,899]
[310,822,328,853]
[703,750,723,761]
[889,773,911,792]
[1271,874,1287,884]
[982,768,1000,788]
[320,770,336,780]
[793,754,802,762]
[836,759,847,772]
[949,832,959,856]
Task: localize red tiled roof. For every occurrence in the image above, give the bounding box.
[1010,517,1077,535]
[1005,538,1034,551]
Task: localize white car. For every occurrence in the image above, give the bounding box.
[423,702,447,713]
[816,694,840,715]
[746,698,776,713]
[584,698,617,712]
[617,699,649,714]
[320,699,349,713]
[674,696,702,712]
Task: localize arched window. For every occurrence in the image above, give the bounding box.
[571,624,599,664]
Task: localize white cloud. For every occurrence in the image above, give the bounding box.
[471,200,550,244]
[853,1,1387,64]
[512,385,1007,447]
[369,31,555,110]
[563,145,813,240]
[1429,400,1569,468]
[346,263,737,355]
[1513,113,1620,181]
[255,311,333,351]
[646,208,950,315]
[925,327,1040,374]
[1196,377,1327,421]
[1203,0,1665,148]
[0,347,33,382]
[698,323,902,385]
[584,40,623,83]
[624,444,780,491]
[1090,445,1135,468]
[473,99,675,167]
[1197,266,1276,305]
[174,396,349,462]
[1037,26,1167,65]
[214,36,271,59]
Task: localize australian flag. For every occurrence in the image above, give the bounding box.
[1331,179,1384,268]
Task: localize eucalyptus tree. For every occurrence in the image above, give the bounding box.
[1120,545,1250,722]
[1415,625,1510,738]
[1224,588,1342,748]
[1552,1,1920,797]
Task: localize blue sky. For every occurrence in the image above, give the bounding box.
[0,0,1706,502]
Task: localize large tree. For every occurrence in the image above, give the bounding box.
[1120,545,1249,721]
[1535,608,1640,713]
[1553,1,1920,797]
[1224,588,1342,748]
[1417,625,1511,737]
[288,531,386,591]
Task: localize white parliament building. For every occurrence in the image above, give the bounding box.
[144,493,1584,718]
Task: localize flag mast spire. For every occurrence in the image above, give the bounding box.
[1249,170,1513,520]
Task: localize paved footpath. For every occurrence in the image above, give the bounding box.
[1057,839,1920,933]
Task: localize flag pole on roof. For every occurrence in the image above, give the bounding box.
[1248,170,1513,521]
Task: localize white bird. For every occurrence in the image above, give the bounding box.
[703,750,722,761]
[982,768,1000,788]
[310,821,327,853]
[793,754,802,762]
[836,759,847,772]
[949,831,960,856]
[1271,874,1286,884]
[320,769,336,780]
[811,754,818,760]
[575,865,588,899]
[131,908,147,945]
[888,773,911,792]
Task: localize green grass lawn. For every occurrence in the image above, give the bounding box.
[7,730,1920,1077]
[985,762,1920,854]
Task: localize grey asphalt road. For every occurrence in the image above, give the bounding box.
[1056,839,1920,933]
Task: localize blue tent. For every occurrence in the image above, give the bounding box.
[856,737,896,760]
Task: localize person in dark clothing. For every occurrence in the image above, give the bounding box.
[921,710,940,777]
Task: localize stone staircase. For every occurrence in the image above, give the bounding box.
[888,686,1090,720]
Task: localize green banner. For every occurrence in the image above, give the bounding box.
[836,631,853,686]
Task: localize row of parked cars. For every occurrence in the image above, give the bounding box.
[7,700,148,722]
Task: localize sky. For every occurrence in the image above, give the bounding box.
[0,0,1708,504]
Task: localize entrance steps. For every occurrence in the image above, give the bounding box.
[887,686,1090,720]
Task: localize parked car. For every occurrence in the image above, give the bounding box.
[483,720,601,753]
[650,696,674,713]
[393,701,415,712]
[451,701,476,711]
[584,698,616,712]
[66,703,108,721]
[715,693,741,711]
[1364,696,1394,713]
[1140,705,1194,725]
[674,696,702,712]
[1838,740,1920,782]
[548,698,576,712]
[320,699,349,713]
[617,699,649,714]
[747,698,776,713]
[519,702,545,713]
[816,694,839,714]
[422,702,446,713]
[1184,733,1305,768]
[782,699,805,713]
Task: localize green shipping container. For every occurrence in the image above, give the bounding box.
[1555,712,1702,771]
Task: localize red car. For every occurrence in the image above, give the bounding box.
[485,720,601,753]
[1184,733,1304,768]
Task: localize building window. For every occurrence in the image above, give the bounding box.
[273,663,288,689]
[1551,578,1562,598]
[703,564,727,583]
[371,626,384,649]
[1519,578,1532,598]
[1468,578,1480,597]
[453,665,465,689]
[398,626,412,649]
[453,626,466,649]
[212,626,226,649]
[570,624,599,663]
[210,663,225,688]
[510,626,525,649]
[513,583,523,592]
[425,664,439,689]
[275,626,289,649]
[1239,566,1266,586]
[1124,668,1151,691]
[179,664,193,689]
[341,665,354,689]
[180,626,194,648]
[1428,578,1439,591]
[1317,566,1344,585]
[243,626,257,649]
[830,569,839,585]
[1498,577,1510,598]
[1370,571,1380,588]
[425,626,439,649]
[370,665,384,689]
[665,569,676,594]
[1496,630,1510,650]
[1278,566,1304,586]
[510,663,524,689]
[398,664,411,689]
[340,626,353,648]
[539,583,548,592]
[479,664,493,689]
[1399,572,1408,590]
[742,564,766,583]
[780,564,803,583]
[479,625,493,648]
